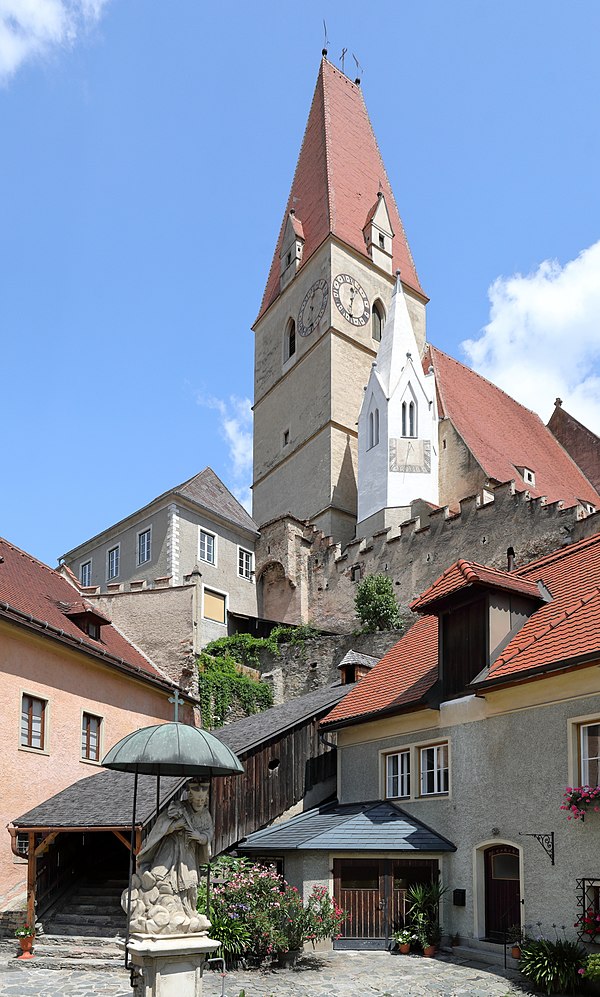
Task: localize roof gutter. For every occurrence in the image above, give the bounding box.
[320,693,432,733]
[471,650,600,693]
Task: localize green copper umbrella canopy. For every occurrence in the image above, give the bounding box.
[101,722,244,777]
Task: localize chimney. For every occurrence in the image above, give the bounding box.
[507,546,516,572]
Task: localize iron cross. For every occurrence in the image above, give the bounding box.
[168,689,184,721]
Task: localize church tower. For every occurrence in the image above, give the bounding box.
[252,57,428,546]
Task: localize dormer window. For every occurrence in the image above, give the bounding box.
[515,466,536,487]
[279,211,305,289]
[378,233,385,249]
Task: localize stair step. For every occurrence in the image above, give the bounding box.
[450,943,519,970]
[14,955,126,972]
[36,934,122,949]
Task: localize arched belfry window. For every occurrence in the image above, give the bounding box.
[368,407,380,450]
[402,392,417,438]
[285,318,296,361]
[372,301,385,342]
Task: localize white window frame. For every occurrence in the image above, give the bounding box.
[381,738,450,802]
[80,560,92,586]
[581,721,600,786]
[568,713,600,787]
[199,528,216,566]
[107,544,120,581]
[81,709,104,765]
[137,526,152,566]
[386,750,410,799]
[420,742,449,796]
[202,585,228,626]
[238,546,254,581]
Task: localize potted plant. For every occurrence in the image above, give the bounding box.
[406,881,447,957]
[393,926,417,954]
[14,923,34,959]
[580,952,600,995]
[507,923,524,959]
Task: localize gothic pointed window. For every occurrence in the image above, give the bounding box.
[402,393,417,438]
[372,301,385,343]
[368,412,374,449]
[285,319,296,361]
[368,407,380,450]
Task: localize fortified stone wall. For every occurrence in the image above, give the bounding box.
[257,481,600,632]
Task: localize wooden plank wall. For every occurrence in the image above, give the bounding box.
[211,717,336,855]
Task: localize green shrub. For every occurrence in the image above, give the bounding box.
[519,936,587,994]
[582,952,600,982]
[354,574,403,632]
[197,653,273,729]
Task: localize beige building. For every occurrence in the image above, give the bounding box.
[60,468,260,685]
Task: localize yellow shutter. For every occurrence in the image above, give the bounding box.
[204,589,226,624]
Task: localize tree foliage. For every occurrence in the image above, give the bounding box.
[354,573,403,631]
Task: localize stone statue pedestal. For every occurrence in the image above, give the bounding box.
[125,933,220,997]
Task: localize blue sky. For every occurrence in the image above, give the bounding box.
[1,0,599,566]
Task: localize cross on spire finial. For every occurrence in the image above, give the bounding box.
[168,689,184,722]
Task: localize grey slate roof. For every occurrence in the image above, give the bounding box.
[214,684,349,754]
[337,650,379,670]
[13,771,184,829]
[240,800,456,853]
[176,468,258,536]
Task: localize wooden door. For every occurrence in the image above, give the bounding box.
[333,859,388,949]
[484,845,521,940]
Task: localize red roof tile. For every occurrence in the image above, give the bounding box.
[0,537,170,685]
[430,347,600,510]
[256,59,423,323]
[410,559,542,612]
[321,616,438,728]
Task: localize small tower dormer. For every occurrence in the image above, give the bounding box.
[363,192,394,274]
[279,210,305,290]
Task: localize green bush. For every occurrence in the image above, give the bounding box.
[582,952,600,982]
[519,936,587,994]
[354,574,403,632]
[197,653,273,729]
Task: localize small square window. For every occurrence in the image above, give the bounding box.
[238,548,253,580]
[21,695,46,750]
[82,712,102,761]
[80,560,92,586]
[107,546,120,580]
[283,429,290,447]
[199,530,215,565]
[138,528,151,565]
[378,233,385,249]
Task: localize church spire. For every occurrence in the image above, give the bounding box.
[255,58,424,323]
[373,270,422,398]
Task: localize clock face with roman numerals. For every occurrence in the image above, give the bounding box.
[297,278,328,337]
[332,273,370,327]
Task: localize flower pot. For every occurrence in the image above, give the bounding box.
[278,948,301,968]
[399,943,411,954]
[511,944,521,960]
[17,936,34,960]
[423,944,436,957]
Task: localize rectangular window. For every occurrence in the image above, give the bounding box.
[420,743,449,796]
[82,712,102,761]
[203,588,226,624]
[199,530,215,565]
[80,560,92,586]
[238,547,253,580]
[107,545,120,580]
[21,695,46,750]
[581,722,600,785]
[386,751,410,799]
[137,528,151,565]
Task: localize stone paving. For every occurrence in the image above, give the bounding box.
[0,944,547,997]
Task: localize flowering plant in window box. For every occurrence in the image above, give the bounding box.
[575,907,600,942]
[560,786,600,820]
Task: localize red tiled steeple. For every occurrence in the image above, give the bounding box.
[256,58,424,323]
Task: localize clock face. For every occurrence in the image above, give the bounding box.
[297,278,328,337]
[332,273,370,327]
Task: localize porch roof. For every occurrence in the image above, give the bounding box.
[240,800,456,853]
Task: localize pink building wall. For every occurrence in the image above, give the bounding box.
[0,619,182,909]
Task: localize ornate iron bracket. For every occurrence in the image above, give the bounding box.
[519,831,555,865]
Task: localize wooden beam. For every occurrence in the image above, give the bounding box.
[26,832,36,927]
[111,830,132,852]
[34,831,59,858]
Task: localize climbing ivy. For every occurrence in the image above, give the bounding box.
[197,652,273,729]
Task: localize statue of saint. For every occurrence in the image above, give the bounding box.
[125,778,213,936]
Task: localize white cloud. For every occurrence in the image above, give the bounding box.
[462,241,600,435]
[198,394,253,513]
[0,0,110,82]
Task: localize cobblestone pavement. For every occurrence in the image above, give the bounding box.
[0,946,546,997]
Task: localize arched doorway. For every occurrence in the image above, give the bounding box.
[483,844,521,940]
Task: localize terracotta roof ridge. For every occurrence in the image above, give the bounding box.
[515,529,600,578]
[494,586,600,670]
[0,536,60,577]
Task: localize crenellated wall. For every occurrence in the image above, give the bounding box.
[257,481,600,632]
